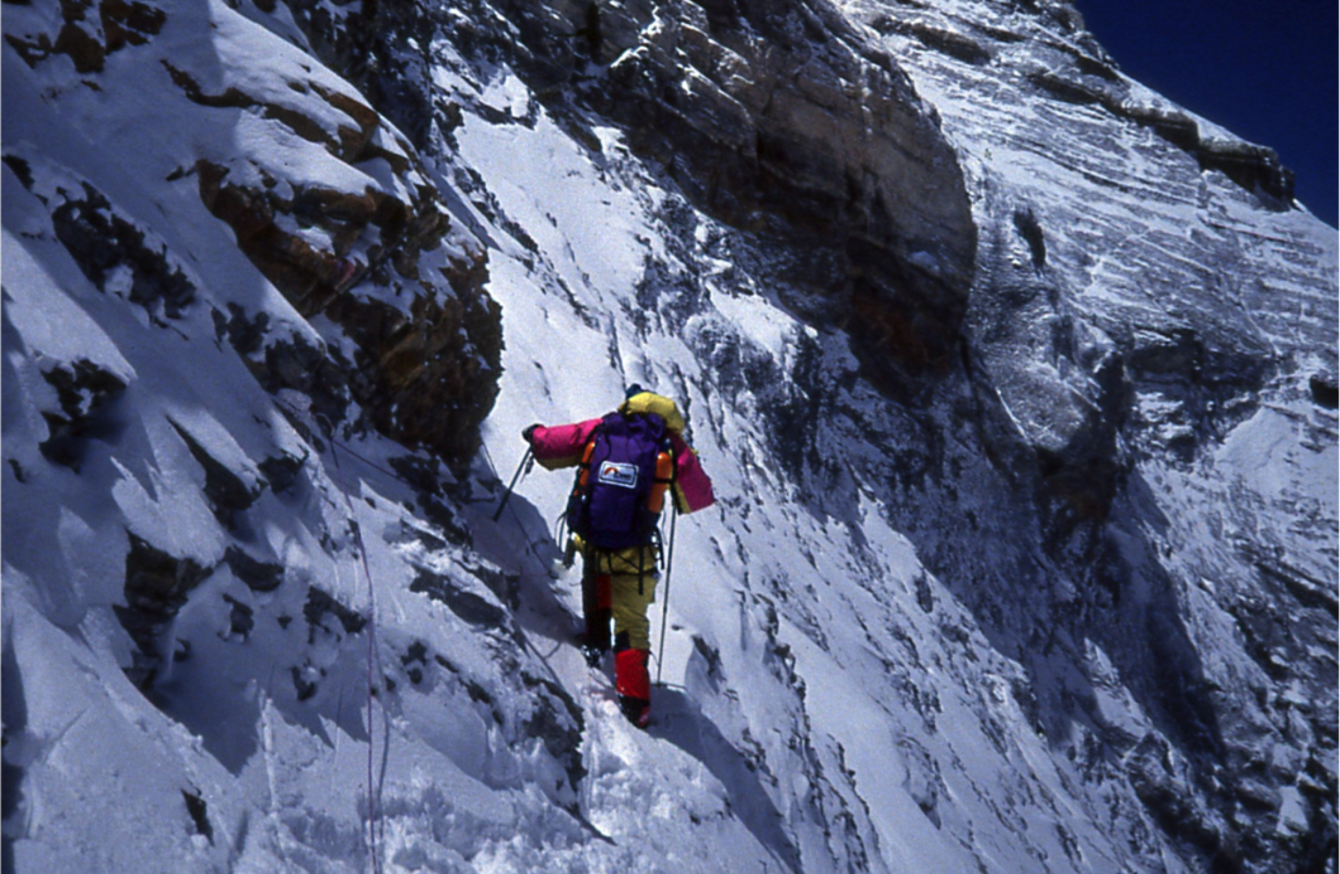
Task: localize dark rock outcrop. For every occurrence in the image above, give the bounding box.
[168,421,261,529]
[302,586,367,641]
[51,184,196,322]
[409,568,507,628]
[38,358,128,472]
[261,0,444,152]
[3,0,165,74]
[222,547,285,594]
[194,152,500,462]
[6,0,506,466]
[1311,374,1339,409]
[1024,65,1296,205]
[460,0,978,385]
[115,534,212,687]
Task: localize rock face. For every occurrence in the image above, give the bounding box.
[840,1,1339,869]
[194,152,499,460]
[3,0,168,74]
[5,0,502,465]
[487,0,978,384]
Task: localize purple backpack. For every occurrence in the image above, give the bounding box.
[567,412,669,550]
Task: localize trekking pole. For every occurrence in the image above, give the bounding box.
[655,506,678,685]
[493,447,534,522]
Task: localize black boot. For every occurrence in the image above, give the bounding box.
[581,608,612,667]
[581,643,606,667]
[619,695,651,729]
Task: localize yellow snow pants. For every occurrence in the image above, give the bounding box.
[584,543,659,651]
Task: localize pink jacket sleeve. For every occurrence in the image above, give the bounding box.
[669,433,715,514]
[528,418,603,469]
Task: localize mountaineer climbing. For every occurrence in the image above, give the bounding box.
[523,386,715,728]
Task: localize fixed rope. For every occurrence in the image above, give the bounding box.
[325,423,386,874]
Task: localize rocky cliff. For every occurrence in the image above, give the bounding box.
[5,0,503,465]
[3,1,1335,872]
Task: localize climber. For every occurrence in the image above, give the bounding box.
[522,386,715,728]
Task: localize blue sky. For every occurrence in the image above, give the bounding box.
[1077,0,1338,227]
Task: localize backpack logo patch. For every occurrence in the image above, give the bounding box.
[597,461,639,490]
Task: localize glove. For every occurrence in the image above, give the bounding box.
[522,423,542,444]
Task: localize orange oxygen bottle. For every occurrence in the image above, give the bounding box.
[647,450,673,513]
[576,440,595,490]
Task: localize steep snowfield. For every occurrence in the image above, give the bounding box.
[454,80,1152,872]
[3,1,1336,873]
